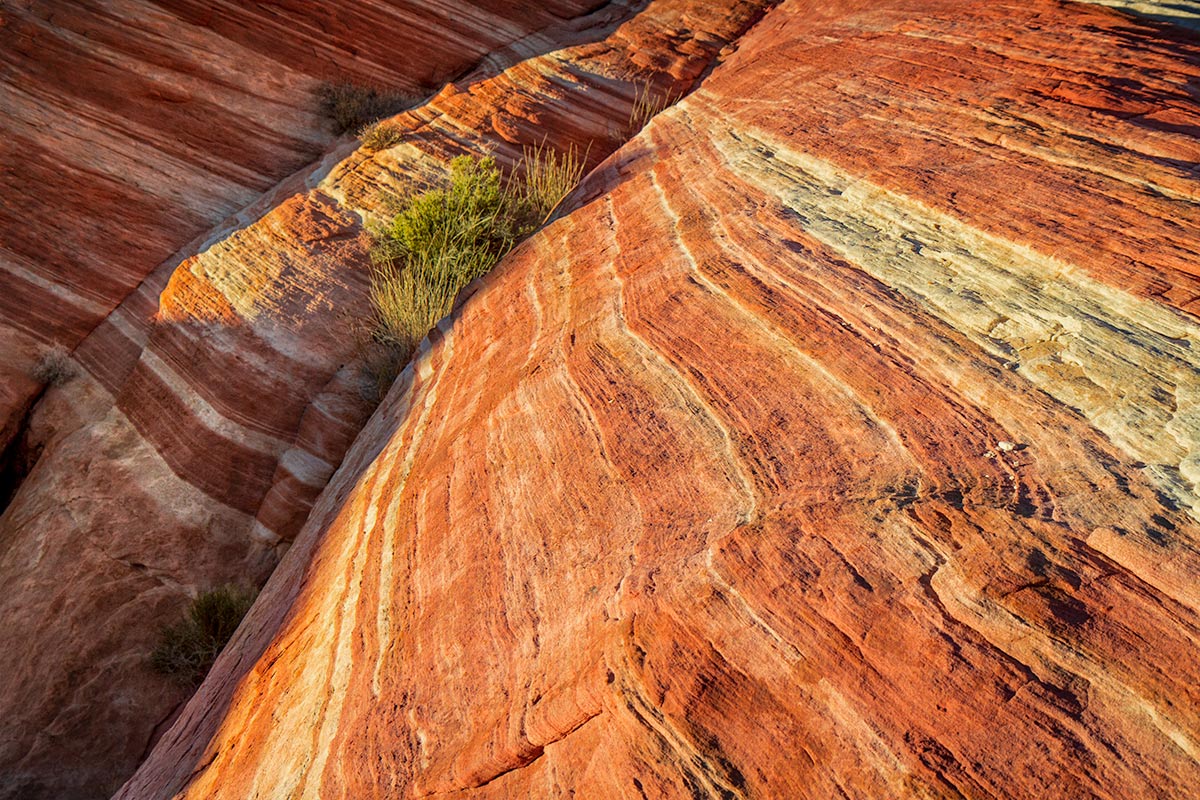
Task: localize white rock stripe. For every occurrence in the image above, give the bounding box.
[1072,0,1200,30]
[139,349,307,461]
[709,122,1200,524]
[0,253,112,320]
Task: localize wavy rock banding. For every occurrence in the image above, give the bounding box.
[0,1,776,797]
[0,0,605,460]
[117,0,1200,797]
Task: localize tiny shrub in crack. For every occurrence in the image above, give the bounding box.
[30,343,76,387]
[317,82,417,135]
[151,585,257,686]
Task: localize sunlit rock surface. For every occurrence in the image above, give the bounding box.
[1080,0,1200,30]
[118,0,1200,797]
[0,0,774,797]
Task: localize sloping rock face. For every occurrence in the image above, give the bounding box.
[119,0,1200,797]
[0,1,776,798]
[0,0,603,460]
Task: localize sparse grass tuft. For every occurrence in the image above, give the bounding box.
[359,119,405,151]
[628,80,680,133]
[518,141,588,225]
[151,585,257,686]
[317,82,416,135]
[30,343,76,387]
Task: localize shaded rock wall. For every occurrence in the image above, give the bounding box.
[0,1,775,797]
[118,0,1200,797]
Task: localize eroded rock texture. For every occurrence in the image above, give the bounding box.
[118,0,1200,798]
[0,1,774,797]
[0,0,604,460]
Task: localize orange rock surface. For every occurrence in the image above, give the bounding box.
[113,1,1200,798]
[0,1,774,797]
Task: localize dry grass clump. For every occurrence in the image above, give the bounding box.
[518,141,589,225]
[30,343,76,387]
[360,119,405,151]
[317,82,416,135]
[367,156,526,362]
[151,585,257,686]
[628,80,680,133]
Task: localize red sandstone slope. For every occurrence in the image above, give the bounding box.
[0,0,605,470]
[118,0,1200,797]
[0,1,775,798]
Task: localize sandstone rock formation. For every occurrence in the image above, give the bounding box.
[0,0,605,467]
[111,0,1200,797]
[0,0,776,797]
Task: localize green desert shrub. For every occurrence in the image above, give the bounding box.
[367,156,526,360]
[317,82,416,135]
[30,343,76,387]
[365,147,586,380]
[151,585,257,686]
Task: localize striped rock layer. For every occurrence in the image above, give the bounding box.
[119,0,1200,798]
[0,0,604,462]
[0,1,775,798]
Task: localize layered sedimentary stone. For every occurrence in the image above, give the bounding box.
[0,1,776,797]
[1079,0,1200,30]
[0,0,605,457]
[118,0,1200,797]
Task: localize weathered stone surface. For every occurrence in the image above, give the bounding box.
[0,1,775,797]
[0,0,604,462]
[117,0,1200,797]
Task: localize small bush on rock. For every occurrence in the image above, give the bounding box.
[317,82,416,135]
[360,120,405,150]
[30,343,76,387]
[151,585,257,686]
[367,156,527,360]
[365,146,587,378]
